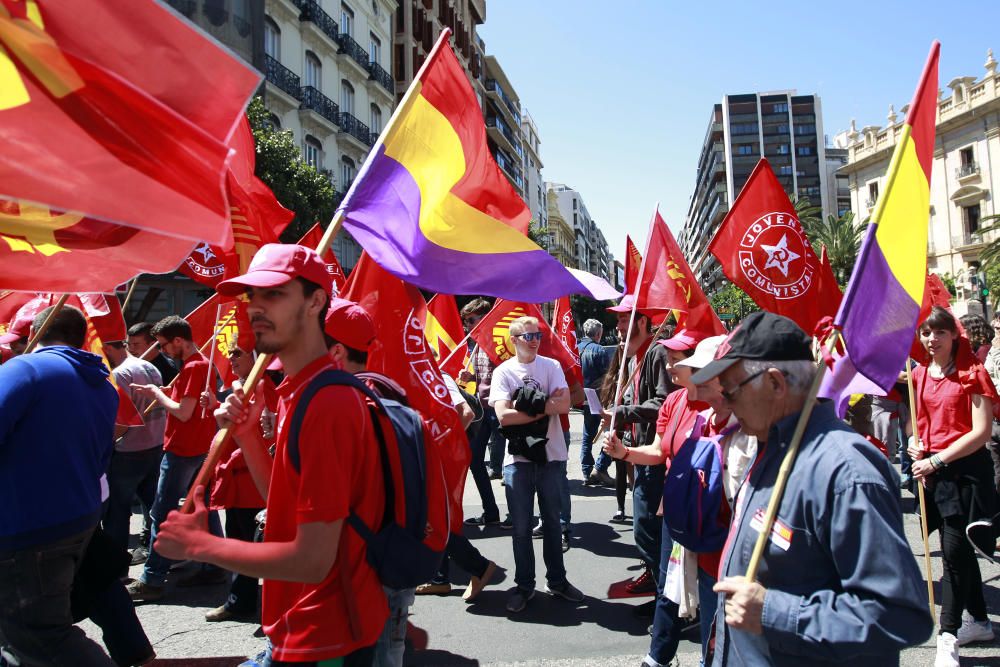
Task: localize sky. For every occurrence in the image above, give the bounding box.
[479,0,999,259]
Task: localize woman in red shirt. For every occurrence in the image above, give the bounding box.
[907,306,997,662]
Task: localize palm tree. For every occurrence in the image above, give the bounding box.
[974,213,1000,271]
[793,197,822,233]
[799,210,869,286]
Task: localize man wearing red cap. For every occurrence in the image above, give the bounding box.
[325,297,377,373]
[154,244,388,666]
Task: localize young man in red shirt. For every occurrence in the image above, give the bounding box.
[155,244,388,666]
[128,315,223,601]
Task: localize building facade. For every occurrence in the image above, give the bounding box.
[545,183,614,283]
[680,91,828,288]
[838,49,1000,316]
[521,109,547,229]
[544,188,576,269]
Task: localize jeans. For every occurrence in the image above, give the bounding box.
[649,527,680,665]
[141,451,220,587]
[434,533,490,584]
[86,579,153,666]
[939,515,987,634]
[580,406,611,476]
[373,587,415,667]
[560,430,571,530]
[103,446,163,555]
[468,407,500,521]
[0,527,115,666]
[262,644,375,667]
[633,464,666,570]
[504,460,567,591]
[697,570,718,666]
[223,507,262,615]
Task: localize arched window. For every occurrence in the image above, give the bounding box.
[341,156,356,191]
[267,113,281,130]
[303,135,322,168]
[370,104,382,134]
[341,80,355,115]
[305,51,321,90]
[264,17,280,60]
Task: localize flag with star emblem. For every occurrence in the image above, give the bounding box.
[708,158,841,332]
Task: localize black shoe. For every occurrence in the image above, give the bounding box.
[609,511,630,524]
[561,532,570,553]
[464,513,501,527]
[130,545,149,565]
[488,471,502,480]
[499,516,514,530]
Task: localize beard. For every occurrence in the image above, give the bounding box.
[253,303,308,355]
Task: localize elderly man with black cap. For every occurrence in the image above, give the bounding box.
[690,311,932,666]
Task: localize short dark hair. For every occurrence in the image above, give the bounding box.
[296,277,330,331]
[921,305,958,335]
[151,315,193,342]
[32,305,87,349]
[329,338,368,365]
[127,322,155,340]
[460,297,492,319]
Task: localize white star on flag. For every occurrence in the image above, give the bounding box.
[760,234,800,277]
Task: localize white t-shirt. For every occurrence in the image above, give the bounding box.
[489,354,568,465]
[442,373,465,408]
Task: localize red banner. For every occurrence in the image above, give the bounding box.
[297,223,348,294]
[625,235,642,294]
[424,294,465,362]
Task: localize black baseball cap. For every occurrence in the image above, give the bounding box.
[689,311,813,384]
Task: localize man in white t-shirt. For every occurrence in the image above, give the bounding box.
[489,316,584,613]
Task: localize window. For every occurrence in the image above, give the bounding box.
[370,104,382,134]
[794,124,816,135]
[394,43,405,82]
[772,102,788,113]
[572,199,578,210]
[776,144,789,154]
[341,80,354,115]
[304,51,321,89]
[737,145,753,155]
[341,156,356,190]
[303,136,322,168]
[796,146,812,156]
[778,165,792,176]
[867,181,879,206]
[341,3,354,36]
[731,122,759,135]
[267,113,281,130]
[264,17,280,59]
[965,204,981,235]
[369,33,381,66]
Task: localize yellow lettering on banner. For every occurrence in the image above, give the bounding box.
[0,201,79,255]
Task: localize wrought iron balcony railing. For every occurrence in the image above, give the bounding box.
[300,86,339,126]
[337,112,371,145]
[265,55,301,99]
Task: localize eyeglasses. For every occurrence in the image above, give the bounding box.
[514,332,544,342]
[720,369,766,402]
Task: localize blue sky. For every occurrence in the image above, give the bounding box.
[479,1,998,259]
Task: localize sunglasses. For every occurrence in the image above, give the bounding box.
[514,332,544,342]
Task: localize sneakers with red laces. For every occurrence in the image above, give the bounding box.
[625,567,656,595]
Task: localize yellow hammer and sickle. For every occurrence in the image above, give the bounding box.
[0,0,84,111]
[666,261,692,301]
[0,201,80,255]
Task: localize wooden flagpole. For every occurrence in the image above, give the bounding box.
[22,295,69,354]
[905,360,937,619]
[201,302,224,418]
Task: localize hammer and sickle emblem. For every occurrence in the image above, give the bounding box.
[666,260,692,302]
[0,201,80,255]
[0,0,84,111]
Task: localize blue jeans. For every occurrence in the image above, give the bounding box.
[0,527,115,666]
[468,407,500,520]
[434,533,490,584]
[503,461,567,591]
[141,451,221,587]
[86,578,153,666]
[633,464,666,570]
[697,570,718,667]
[580,406,611,476]
[373,586,414,667]
[560,430,571,530]
[649,526,681,665]
[103,446,163,554]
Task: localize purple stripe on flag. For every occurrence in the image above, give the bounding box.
[339,147,602,301]
[836,235,921,392]
[818,351,885,417]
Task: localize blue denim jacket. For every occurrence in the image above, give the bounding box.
[577,337,609,390]
[713,401,933,666]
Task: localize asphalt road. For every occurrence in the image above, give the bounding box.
[82,412,1000,666]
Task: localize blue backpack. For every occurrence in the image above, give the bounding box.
[287,369,447,591]
[661,412,738,553]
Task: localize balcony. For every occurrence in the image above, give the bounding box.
[367,61,394,94]
[864,198,876,209]
[484,78,521,125]
[294,0,339,45]
[956,162,980,181]
[337,112,372,146]
[493,149,523,190]
[952,233,985,250]
[486,114,523,157]
[265,55,301,100]
[300,86,339,127]
[368,131,381,146]
[335,33,369,70]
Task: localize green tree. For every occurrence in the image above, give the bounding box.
[793,197,822,233]
[709,283,759,325]
[246,97,338,243]
[799,210,868,286]
[528,219,549,249]
[939,272,958,297]
[973,213,1000,273]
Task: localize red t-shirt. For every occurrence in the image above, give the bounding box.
[655,388,709,465]
[163,353,217,457]
[913,363,994,453]
[263,355,388,662]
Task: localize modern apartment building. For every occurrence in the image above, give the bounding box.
[521,109,547,228]
[838,49,1000,316]
[680,91,827,288]
[545,183,614,283]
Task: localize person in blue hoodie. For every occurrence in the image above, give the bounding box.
[0,304,119,666]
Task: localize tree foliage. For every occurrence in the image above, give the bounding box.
[974,214,1000,275]
[246,97,337,243]
[799,209,868,286]
[709,283,759,324]
[528,219,548,249]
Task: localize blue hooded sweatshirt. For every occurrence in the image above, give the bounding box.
[0,346,118,550]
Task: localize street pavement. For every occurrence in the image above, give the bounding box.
[83,412,1000,666]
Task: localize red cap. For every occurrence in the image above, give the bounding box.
[324,298,376,351]
[657,328,708,352]
[606,293,664,317]
[0,309,33,345]
[216,244,331,297]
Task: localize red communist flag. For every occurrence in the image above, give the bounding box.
[709,159,842,332]
[0,0,260,247]
[297,223,347,294]
[424,294,465,362]
[552,296,581,369]
[342,253,469,532]
[0,290,32,334]
[186,294,251,386]
[636,210,726,335]
[625,235,643,294]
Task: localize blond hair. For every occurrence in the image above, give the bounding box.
[509,316,539,338]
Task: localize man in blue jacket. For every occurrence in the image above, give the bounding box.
[690,311,933,666]
[0,305,118,666]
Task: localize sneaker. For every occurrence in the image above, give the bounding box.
[935,632,959,667]
[205,605,255,622]
[609,511,629,524]
[176,568,228,587]
[499,516,514,530]
[506,587,535,613]
[126,579,164,602]
[590,469,616,487]
[966,517,999,564]
[463,513,501,527]
[956,617,994,646]
[561,532,570,553]
[415,582,452,595]
[463,561,497,602]
[130,545,149,565]
[545,580,584,603]
[625,567,656,595]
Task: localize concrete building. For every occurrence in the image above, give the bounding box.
[680,91,828,289]
[521,109,547,229]
[544,188,576,269]
[482,55,526,199]
[837,49,1000,316]
[824,146,851,219]
[545,183,614,283]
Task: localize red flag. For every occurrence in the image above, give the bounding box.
[76,293,126,342]
[551,296,581,369]
[636,210,726,335]
[424,294,465,362]
[342,253,469,532]
[709,159,842,332]
[297,223,347,294]
[186,295,250,385]
[0,0,260,247]
[0,290,32,334]
[625,235,643,294]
